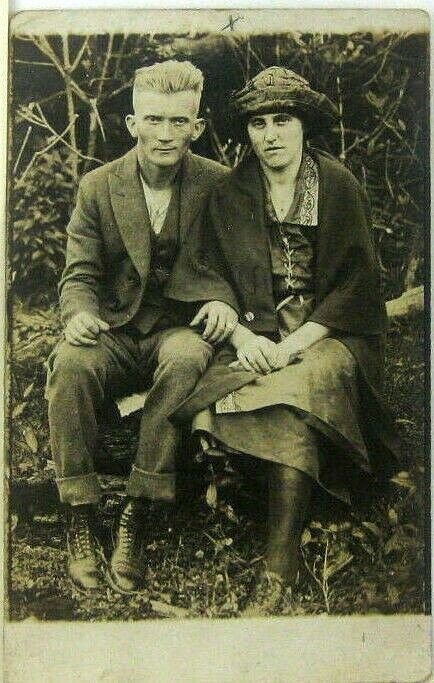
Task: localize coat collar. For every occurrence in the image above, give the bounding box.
[232,147,322,191]
[229,147,328,231]
[230,152,264,200]
[108,148,151,279]
[108,148,207,278]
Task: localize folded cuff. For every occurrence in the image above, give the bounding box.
[126,465,175,502]
[56,472,101,506]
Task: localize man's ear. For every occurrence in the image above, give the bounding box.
[125,114,137,138]
[191,118,206,142]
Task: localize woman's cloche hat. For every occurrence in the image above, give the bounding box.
[229,66,338,129]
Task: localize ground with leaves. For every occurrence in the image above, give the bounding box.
[8,310,427,620]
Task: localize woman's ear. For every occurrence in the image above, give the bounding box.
[125,114,137,139]
[192,118,206,141]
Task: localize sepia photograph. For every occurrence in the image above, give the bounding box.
[4,6,431,680]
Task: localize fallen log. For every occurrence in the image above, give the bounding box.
[386,285,424,319]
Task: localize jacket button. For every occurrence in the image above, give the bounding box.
[244,311,255,322]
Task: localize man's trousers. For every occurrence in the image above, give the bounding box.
[46,326,213,506]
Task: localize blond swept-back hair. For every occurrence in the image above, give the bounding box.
[133,60,204,113]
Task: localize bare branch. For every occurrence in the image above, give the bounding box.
[224,35,248,82]
[345,76,409,156]
[17,104,103,167]
[15,116,79,186]
[69,78,95,108]
[322,538,330,614]
[89,98,106,143]
[15,89,67,115]
[97,34,114,100]
[101,79,134,103]
[52,138,103,167]
[16,105,42,127]
[70,36,90,73]
[31,34,94,111]
[14,60,57,68]
[382,118,422,160]
[14,35,42,42]
[362,35,402,88]
[384,139,394,199]
[62,34,78,179]
[32,35,64,74]
[13,126,33,175]
[336,74,346,161]
[205,113,231,167]
[34,102,50,125]
[247,41,266,71]
[112,35,128,82]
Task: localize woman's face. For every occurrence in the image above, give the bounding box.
[247,112,304,171]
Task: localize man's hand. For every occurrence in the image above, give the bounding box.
[64,312,110,346]
[190,301,238,343]
[230,332,278,374]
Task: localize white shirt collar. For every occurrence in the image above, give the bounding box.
[140,175,173,235]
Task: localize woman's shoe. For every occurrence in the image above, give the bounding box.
[241,570,286,617]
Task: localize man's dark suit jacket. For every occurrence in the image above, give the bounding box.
[59,147,237,327]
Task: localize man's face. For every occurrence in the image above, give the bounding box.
[247,112,304,170]
[126,90,204,168]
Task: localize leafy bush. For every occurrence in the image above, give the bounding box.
[10,149,75,306]
[8,305,62,480]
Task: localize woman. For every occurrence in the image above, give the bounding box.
[172,67,401,615]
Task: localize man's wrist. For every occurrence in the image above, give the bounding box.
[229,324,256,349]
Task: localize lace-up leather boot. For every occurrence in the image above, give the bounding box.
[66,505,103,591]
[108,498,147,594]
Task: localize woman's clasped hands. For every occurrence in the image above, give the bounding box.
[229,325,302,374]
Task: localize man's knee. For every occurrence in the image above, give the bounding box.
[47,338,110,391]
[157,330,213,375]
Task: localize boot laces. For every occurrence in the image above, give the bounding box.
[116,504,143,564]
[68,510,96,560]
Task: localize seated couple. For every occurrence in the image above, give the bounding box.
[46,60,400,615]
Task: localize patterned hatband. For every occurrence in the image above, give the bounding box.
[229,66,338,125]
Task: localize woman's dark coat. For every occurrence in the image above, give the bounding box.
[171,150,401,470]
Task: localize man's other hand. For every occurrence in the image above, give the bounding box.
[190,301,238,343]
[64,312,110,346]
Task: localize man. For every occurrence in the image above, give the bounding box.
[46,60,238,594]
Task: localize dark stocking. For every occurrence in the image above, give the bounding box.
[266,464,312,584]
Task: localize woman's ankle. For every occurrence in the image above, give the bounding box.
[265,539,300,584]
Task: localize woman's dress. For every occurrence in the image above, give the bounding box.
[192,154,371,504]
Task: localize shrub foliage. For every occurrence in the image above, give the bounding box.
[10,149,75,305]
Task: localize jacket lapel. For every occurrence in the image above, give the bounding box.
[178,152,210,243]
[219,156,271,285]
[108,148,151,280]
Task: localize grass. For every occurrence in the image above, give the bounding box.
[8,311,428,620]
